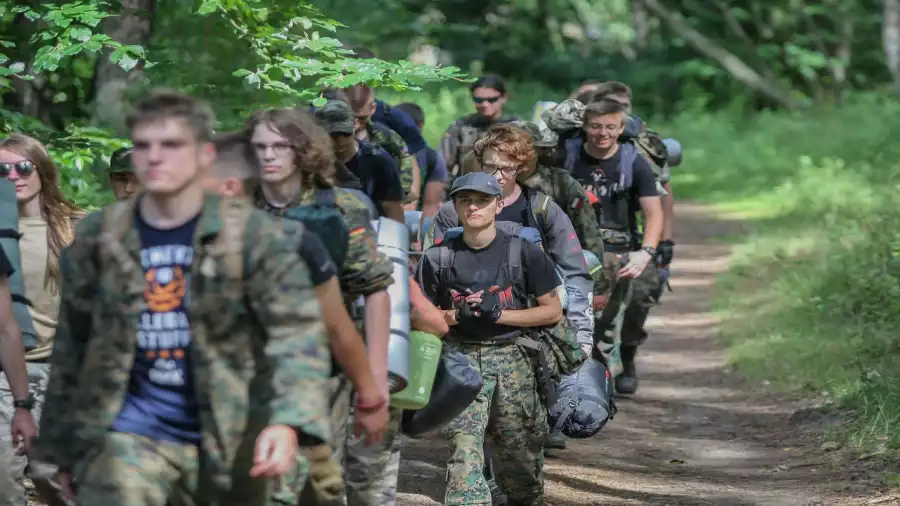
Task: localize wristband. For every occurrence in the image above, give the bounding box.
[355,396,387,413]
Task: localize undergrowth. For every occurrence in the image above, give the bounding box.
[667,92,900,458]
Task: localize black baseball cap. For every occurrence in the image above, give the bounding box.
[448,172,502,197]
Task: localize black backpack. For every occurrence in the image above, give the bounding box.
[282,189,351,270]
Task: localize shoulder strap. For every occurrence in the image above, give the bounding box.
[618,142,639,191]
[563,137,580,172]
[100,198,140,274]
[436,241,456,288]
[216,198,253,282]
[507,235,524,292]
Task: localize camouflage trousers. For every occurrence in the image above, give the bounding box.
[344,406,402,506]
[442,342,546,506]
[595,263,660,376]
[0,362,62,506]
[72,431,270,506]
[277,376,350,506]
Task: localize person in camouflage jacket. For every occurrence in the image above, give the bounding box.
[34,90,331,506]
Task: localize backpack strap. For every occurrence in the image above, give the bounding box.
[435,240,456,289]
[530,192,552,244]
[215,198,253,283]
[618,142,639,191]
[507,235,525,295]
[338,188,377,222]
[563,136,581,172]
[100,198,140,275]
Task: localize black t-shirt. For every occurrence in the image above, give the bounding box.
[497,191,528,225]
[419,232,558,341]
[346,142,404,217]
[298,229,337,287]
[0,248,14,278]
[571,143,657,239]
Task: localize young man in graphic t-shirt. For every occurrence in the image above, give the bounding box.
[35,90,331,505]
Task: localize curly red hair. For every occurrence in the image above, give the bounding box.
[471,123,535,171]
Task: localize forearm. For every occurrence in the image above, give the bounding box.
[661,183,675,241]
[363,291,391,380]
[641,208,664,249]
[496,306,562,327]
[381,201,405,223]
[409,277,448,336]
[420,183,444,219]
[317,283,380,400]
[0,321,29,399]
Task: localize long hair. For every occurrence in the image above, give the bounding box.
[0,134,81,290]
[244,108,336,189]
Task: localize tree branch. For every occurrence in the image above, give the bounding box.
[641,0,804,108]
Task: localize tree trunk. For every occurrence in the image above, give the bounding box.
[633,0,649,51]
[641,0,804,109]
[883,0,900,95]
[92,0,156,136]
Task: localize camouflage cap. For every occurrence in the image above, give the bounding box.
[510,119,558,148]
[108,147,133,174]
[315,99,355,135]
[541,99,585,133]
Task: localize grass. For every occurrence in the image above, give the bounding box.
[665,92,900,459]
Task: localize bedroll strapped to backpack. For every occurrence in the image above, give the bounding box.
[0,179,37,349]
[282,189,352,270]
[548,357,617,439]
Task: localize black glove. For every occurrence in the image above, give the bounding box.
[656,239,674,266]
[455,299,479,324]
[477,288,504,323]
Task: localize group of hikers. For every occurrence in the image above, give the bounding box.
[0,54,682,506]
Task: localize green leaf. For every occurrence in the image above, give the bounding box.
[311,96,327,107]
[70,27,92,42]
[232,69,252,77]
[9,62,25,74]
[197,0,220,15]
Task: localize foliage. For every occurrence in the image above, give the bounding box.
[668,93,900,452]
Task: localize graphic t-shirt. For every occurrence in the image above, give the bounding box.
[112,210,201,444]
[418,232,558,341]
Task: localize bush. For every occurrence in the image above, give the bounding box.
[667,92,900,450]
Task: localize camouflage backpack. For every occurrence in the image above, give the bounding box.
[368,122,415,201]
[99,196,253,296]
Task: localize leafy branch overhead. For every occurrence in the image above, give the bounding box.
[198,0,468,105]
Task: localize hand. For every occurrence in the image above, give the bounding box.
[593,295,608,311]
[56,470,76,501]
[454,299,479,324]
[249,425,298,478]
[618,249,652,279]
[476,287,504,323]
[10,408,36,455]
[354,391,389,447]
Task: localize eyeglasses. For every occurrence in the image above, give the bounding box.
[252,142,293,156]
[0,160,35,178]
[472,96,502,105]
[484,164,520,178]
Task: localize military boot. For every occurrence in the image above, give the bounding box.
[544,431,567,450]
[615,345,639,394]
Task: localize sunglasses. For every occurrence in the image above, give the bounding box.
[472,96,502,105]
[0,160,35,178]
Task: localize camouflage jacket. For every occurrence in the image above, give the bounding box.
[254,186,394,304]
[366,121,416,204]
[35,194,331,487]
[440,114,520,175]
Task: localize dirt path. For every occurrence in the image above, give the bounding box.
[396,203,891,506]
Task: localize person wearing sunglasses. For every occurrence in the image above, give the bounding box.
[440,75,521,180]
[0,133,82,506]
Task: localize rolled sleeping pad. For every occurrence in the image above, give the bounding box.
[548,357,616,439]
[391,331,443,410]
[531,101,559,123]
[401,345,484,437]
[404,210,422,245]
[0,179,37,349]
[662,138,682,168]
[371,217,411,394]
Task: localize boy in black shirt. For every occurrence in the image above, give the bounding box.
[416,172,562,506]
